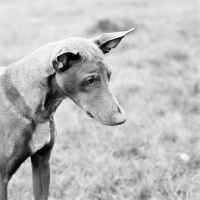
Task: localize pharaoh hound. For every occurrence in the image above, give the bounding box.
[0,28,134,200]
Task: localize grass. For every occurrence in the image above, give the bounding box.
[0,0,200,199]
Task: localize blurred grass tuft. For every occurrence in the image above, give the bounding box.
[88,18,134,34]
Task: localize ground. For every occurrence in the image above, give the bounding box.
[0,0,200,199]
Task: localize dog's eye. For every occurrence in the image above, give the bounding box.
[85,78,94,85]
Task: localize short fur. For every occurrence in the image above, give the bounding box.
[0,29,133,200]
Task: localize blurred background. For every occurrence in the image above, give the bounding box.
[0,0,200,199]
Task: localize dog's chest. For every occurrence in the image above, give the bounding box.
[29,122,51,154]
[2,121,52,158]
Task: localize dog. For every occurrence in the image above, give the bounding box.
[0,28,134,200]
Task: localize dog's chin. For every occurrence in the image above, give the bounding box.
[98,120,124,126]
[86,112,126,126]
[95,114,125,126]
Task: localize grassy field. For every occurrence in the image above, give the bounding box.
[0,0,200,199]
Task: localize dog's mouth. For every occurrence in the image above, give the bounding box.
[86,111,94,119]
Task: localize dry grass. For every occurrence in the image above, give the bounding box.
[0,0,200,199]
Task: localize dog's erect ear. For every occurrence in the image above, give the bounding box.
[52,48,80,72]
[91,28,134,54]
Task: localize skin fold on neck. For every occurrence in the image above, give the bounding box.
[5,43,66,123]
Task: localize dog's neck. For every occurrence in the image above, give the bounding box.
[5,42,66,123]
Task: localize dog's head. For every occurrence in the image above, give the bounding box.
[51,29,134,126]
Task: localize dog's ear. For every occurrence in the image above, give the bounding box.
[91,28,134,54]
[52,48,80,72]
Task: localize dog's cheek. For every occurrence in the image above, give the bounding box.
[56,73,76,96]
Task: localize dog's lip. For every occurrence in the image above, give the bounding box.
[86,111,94,118]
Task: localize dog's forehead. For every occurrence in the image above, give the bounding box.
[85,59,110,73]
[66,37,111,73]
[68,37,104,61]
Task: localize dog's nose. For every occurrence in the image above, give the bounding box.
[112,106,126,125]
[113,113,126,125]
